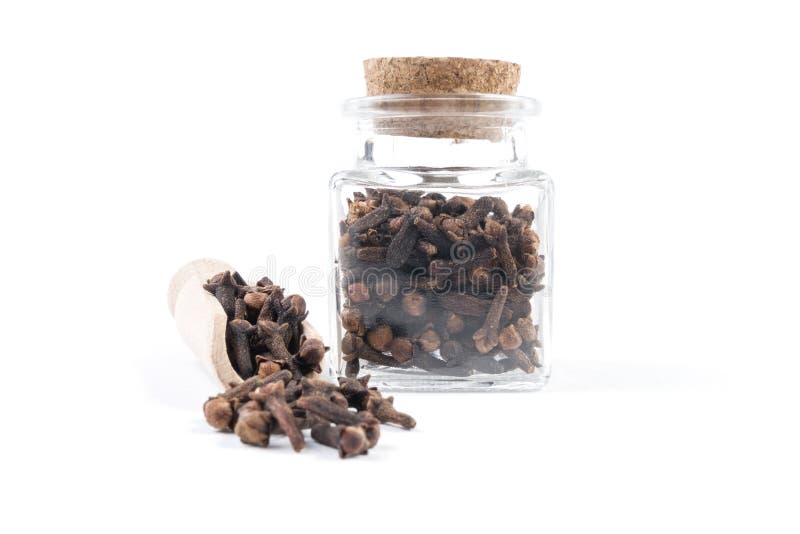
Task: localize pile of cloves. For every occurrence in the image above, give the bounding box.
[203,371,415,458]
[203,271,324,379]
[338,189,544,377]
[203,270,415,458]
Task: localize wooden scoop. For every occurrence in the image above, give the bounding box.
[167,258,325,388]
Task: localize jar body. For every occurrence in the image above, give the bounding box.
[329,95,553,391]
[330,168,553,391]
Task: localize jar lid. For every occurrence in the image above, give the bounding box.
[363,57,521,96]
[354,58,532,140]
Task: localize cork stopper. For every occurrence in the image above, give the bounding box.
[360,57,524,140]
[364,57,521,96]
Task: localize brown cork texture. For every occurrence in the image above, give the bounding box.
[364,57,520,96]
[362,57,521,139]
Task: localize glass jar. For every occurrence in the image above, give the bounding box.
[329,94,553,391]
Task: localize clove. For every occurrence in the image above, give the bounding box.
[310,423,370,458]
[337,375,371,411]
[234,400,272,447]
[226,319,256,378]
[473,286,508,353]
[295,337,327,372]
[506,348,535,374]
[296,396,381,448]
[251,380,305,452]
[367,394,416,429]
[342,332,405,367]
[366,323,394,352]
[386,213,419,268]
[203,271,238,319]
[203,397,234,431]
[498,324,523,351]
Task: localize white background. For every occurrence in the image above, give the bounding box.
[1,1,799,532]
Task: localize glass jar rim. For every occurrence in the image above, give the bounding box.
[343,93,540,119]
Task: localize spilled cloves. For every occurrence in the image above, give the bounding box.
[203,347,416,458]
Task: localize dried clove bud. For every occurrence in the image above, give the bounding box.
[512,204,535,225]
[413,216,452,252]
[401,292,427,317]
[367,395,416,429]
[495,226,517,288]
[342,332,404,367]
[416,328,441,352]
[297,397,377,432]
[295,337,327,371]
[255,276,273,287]
[280,294,307,320]
[445,312,466,334]
[310,423,370,458]
[356,247,388,262]
[506,348,535,374]
[234,401,272,447]
[203,397,234,431]
[296,396,381,448]
[218,370,293,403]
[348,203,394,234]
[515,316,538,343]
[251,381,305,452]
[498,324,523,351]
[386,213,420,268]
[418,192,445,213]
[341,306,366,335]
[257,360,283,378]
[473,286,508,353]
[203,271,238,318]
[441,196,472,216]
[231,271,247,286]
[301,378,348,408]
[256,320,293,360]
[243,291,267,316]
[366,323,394,351]
[388,337,415,363]
[233,298,247,320]
[388,215,405,234]
[226,318,256,378]
[439,216,468,241]
[337,375,371,411]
